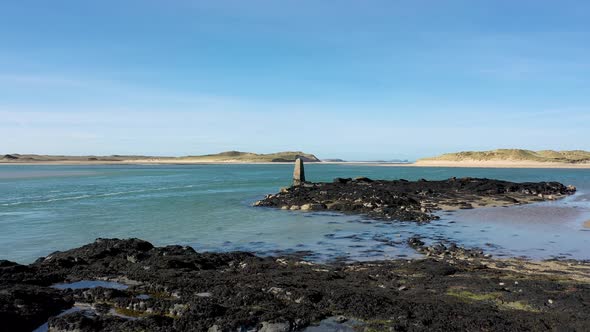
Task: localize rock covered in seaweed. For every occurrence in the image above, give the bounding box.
[255,177,576,222]
[1,238,590,331]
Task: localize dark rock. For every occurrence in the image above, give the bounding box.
[333,177,352,184]
[407,237,425,248]
[0,284,72,331]
[1,239,589,331]
[255,177,576,222]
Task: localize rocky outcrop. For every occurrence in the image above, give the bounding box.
[1,239,589,331]
[255,177,577,222]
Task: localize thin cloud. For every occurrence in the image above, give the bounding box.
[0,74,85,87]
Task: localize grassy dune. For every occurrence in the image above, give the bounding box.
[419,149,590,164]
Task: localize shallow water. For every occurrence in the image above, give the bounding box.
[303,317,361,332]
[0,164,589,263]
[32,304,95,332]
[52,280,129,290]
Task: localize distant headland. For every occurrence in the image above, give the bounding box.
[0,151,320,164]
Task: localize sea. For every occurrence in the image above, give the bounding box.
[1,164,589,263]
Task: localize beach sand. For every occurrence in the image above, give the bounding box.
[410,160,590,169]
[0,159,298,166]
[2,159,590,168]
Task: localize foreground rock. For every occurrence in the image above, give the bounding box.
[255,177,576,221]
[1,238,589,331]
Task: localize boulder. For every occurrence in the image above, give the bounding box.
[300,203,326,211]
[353,177,373,183]
[333,177,352,184]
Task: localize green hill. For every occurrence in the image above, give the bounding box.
[180,151,320,162]
[0,151,321,163]
[419,149,590,164]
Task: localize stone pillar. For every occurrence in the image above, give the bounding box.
[293,158,305,186]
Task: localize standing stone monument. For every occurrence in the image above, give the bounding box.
[293,158,305,186]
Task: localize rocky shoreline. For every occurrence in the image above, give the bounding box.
[254,177,577,222]
[1,238,589,331]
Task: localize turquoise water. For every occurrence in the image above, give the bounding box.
[1,164,589,263]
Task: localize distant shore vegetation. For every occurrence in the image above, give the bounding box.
[419,149,590,164]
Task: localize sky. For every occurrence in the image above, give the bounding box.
[0,0,589,160]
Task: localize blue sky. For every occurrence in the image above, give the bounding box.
[0,0,589,160]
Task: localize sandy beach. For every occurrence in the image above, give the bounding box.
[3,159,590,168]
[410,160,590,169]
[0,159,300,166]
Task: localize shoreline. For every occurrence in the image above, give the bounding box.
[2,160,590,168]
[409,160,590,169]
